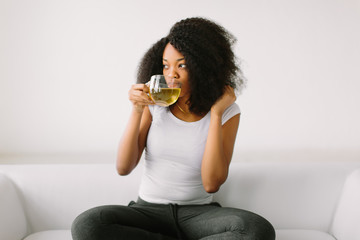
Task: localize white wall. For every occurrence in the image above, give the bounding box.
[1,0,360,160]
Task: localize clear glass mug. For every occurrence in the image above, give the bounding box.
[148,75,181,106]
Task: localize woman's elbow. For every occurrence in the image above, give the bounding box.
[203,177,226,193]
[202,172,228,193]
[116,167,131,176]
[116,161,134,176]
[203,183,221,193]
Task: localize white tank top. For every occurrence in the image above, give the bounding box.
[138,103,240,205]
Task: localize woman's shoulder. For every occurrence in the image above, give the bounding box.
[221,103,240,125]
[225,102,240,112]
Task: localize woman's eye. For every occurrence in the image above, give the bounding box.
[179,64,186,68]
[163,64,169,69]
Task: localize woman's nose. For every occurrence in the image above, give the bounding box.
[167,69,178,79]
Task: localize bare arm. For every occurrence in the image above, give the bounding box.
[201,86,240,193]
[116,84,153,175]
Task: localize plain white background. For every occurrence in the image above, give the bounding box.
[1,0,360,162]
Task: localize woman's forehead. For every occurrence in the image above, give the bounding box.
[163,43,184,60]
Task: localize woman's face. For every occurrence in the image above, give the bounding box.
[162,43,190,99]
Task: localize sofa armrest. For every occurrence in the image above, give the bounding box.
[0,173,28,240]
[331,168,360,240]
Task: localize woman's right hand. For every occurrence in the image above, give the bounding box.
[118,83,153,175]
[128,83,154,112]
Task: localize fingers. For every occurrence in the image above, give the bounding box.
[211,86,237,115]
[128,84,154,106]
[131,83,150,94]
[223,85,236,102]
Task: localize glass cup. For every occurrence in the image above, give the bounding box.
[148,75,181,106]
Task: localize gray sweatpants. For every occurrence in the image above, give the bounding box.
[71,198,275,240]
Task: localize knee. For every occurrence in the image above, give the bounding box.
[226,215,247,233]
[252,215,276,240]
[228,212,275,240]
[71,207,102,240]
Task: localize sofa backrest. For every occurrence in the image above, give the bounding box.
[214,161,360,232]
[1,160,360,234]
[0,164,143,233]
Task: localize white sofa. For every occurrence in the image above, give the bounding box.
[1,156,360,240]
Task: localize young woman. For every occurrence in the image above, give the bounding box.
[72,17,275,240]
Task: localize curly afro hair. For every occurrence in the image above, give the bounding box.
[137,17,245,115]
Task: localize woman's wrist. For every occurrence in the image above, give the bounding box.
[210,106,224,117]
[132,104,145,114]
[210,109,223,124]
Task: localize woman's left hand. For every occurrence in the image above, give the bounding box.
[211,86,236,116]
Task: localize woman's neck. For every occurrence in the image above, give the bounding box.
[170,99,205,122]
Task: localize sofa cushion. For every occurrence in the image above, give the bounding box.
[0,173,28,240]
[331,168,360,240]
[23,230,71,240]
[24,229,336,240]
[276,229,336,240]
[22,229,337,240]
